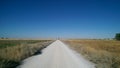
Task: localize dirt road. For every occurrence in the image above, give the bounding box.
[17,40,95,68]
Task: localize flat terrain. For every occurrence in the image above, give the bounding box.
[0,40,52,68]
[18,40,94,68]
[64,39,120,68]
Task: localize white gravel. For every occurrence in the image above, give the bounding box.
[17,40,95,68]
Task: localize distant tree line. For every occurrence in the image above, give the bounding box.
[115,33,120,41]
[0,37,8,39]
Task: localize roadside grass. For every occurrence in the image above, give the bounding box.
[64,39,120,68]
[0,40,49,48]
[0,40,53,68]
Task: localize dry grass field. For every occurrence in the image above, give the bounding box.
[0,40,53,68]
[64,39,120,68]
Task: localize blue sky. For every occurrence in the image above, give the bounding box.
[0,0,120,39]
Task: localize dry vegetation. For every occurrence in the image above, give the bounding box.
[64,39,120,68]
[0,40,53,68]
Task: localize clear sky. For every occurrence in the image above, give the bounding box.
[0,0,120,39]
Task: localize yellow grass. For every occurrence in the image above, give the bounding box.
[64,40,120,68]
[0,40,53,68]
